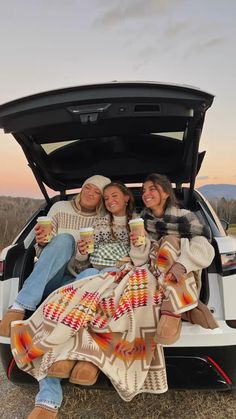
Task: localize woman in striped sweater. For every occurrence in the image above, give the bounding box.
[0,175,110,337]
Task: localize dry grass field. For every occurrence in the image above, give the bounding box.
[1,360,236,419]
[0,196,44,249]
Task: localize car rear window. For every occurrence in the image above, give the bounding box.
[41,131,184,156]
[41,140,79,154]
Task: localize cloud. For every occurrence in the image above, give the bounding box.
[134,20,189,59]
[94,0,182,28]
[184,36,226,58]
[164,21,189,40]
[204,37,225,48]
[93,0,227,71]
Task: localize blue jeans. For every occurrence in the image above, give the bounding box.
[36,377,63,408]
[76,266,119,280]
[16,234,75,311]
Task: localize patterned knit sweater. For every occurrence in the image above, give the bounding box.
[36,199,98,274]
[76,214,135,269]
[48,199,98,240]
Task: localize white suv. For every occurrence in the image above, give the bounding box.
[0,81,236,390]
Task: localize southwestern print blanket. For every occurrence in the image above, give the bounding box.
[11,266,168,401]
[10,237,198,401]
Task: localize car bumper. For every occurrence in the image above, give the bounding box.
[1,321,236,390]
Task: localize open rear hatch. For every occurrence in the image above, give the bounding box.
[0,82,214,202]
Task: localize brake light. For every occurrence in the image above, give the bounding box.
[207,356,232,385]
[7,357,15,380]
[221,252,236,274]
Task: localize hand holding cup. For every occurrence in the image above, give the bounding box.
[130,231,140,247]
[79,228,94,254]
[35,216,53,245]
[35,224,47,246]
[129,218,145,246]
[77,239,89,255]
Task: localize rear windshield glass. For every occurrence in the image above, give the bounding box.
[42,140,79,154]
[41,132,184,155]
[155,132,184,140]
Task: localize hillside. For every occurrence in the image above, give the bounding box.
[198,184,236,200]
[0,196,44,248]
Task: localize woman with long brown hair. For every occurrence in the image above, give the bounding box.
[140,173,218,344]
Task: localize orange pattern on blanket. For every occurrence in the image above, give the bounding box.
[61,291,100,330]
[164,275,195,306]
[43,286,78,322]
[99,296,116,317]
[156,248,170,269]
[153,287,165,305]
[113,269,148,321]
[92,332,113,350]
[12,330,44,364]
[182,292,195,305]
[114,338,146,361]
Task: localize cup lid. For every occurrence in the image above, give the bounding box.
[79,227,94,232]
[37,216,52,222]
[128,217,144,224]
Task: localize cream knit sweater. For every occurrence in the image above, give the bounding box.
[48,199,98,241]
[130,235,214,273]
[36,199,99,274]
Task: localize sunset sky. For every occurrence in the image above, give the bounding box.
[0,0,235,198]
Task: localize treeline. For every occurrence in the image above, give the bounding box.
[209,198,236,224]
[0,196,44,249]
[0,196,236,250]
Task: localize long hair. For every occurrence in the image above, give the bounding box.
[143,173,178,209]
[103,181,135,237]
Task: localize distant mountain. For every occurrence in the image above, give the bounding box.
[198,184,236,200]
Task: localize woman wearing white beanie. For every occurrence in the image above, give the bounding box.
[0,174,111,338]
[81,175,111,192]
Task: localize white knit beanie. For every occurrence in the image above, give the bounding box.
[82,175,111,193]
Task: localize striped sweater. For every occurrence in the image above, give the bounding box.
[36,199,99,274]
[48,199,98,242]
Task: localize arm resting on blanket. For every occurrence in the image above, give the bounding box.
[176,236,215,274]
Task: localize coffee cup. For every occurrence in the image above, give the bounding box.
[79,227,94,254]
[37,216,53,243]
[129,218,145,246]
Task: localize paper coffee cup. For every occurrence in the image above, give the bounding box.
[129,218,145,246]
[37,216,53,243]
[79,227,94,254]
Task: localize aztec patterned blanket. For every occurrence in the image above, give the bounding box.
[11,237,198,401]
[11,265,168,401]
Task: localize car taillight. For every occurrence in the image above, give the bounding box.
[221,252,236,275]
[207,356,233,385]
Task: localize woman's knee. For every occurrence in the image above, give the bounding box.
[51,234,75,253]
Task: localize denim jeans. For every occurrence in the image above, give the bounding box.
[36,377,63,408]
[76,266,120,280]
[16,234,75,311]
